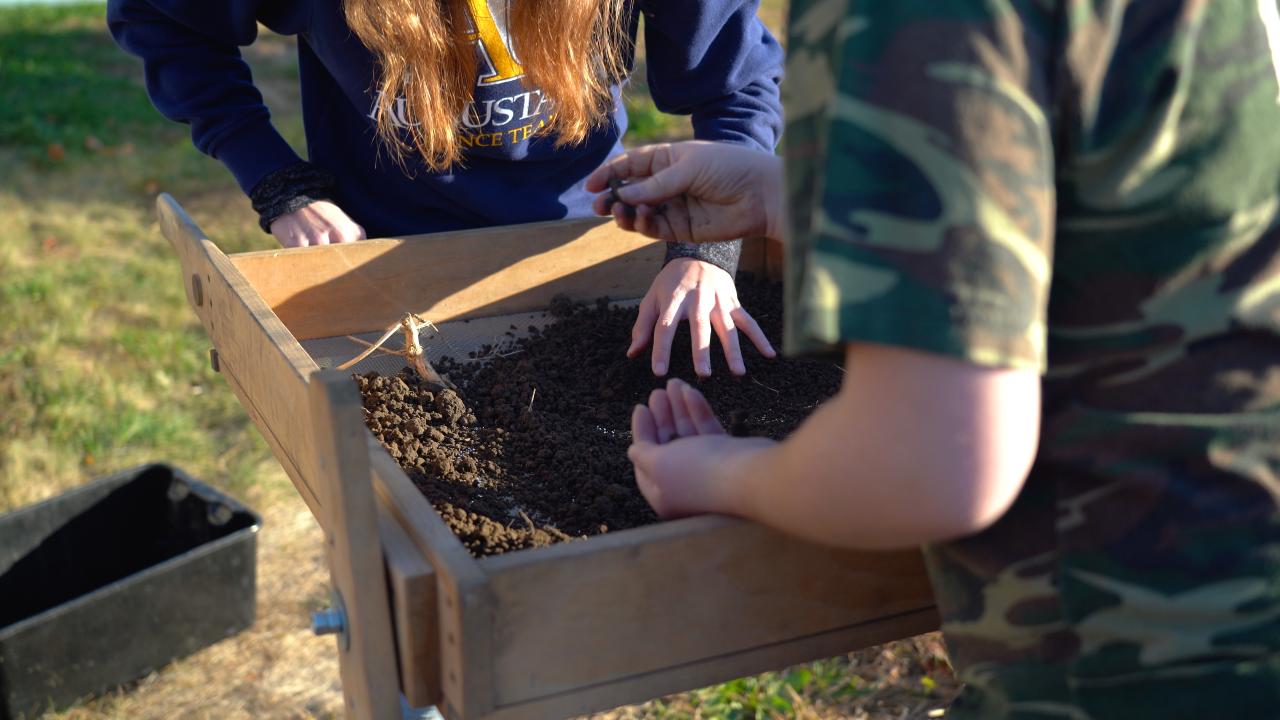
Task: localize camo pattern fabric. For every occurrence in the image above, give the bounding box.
[782,1,1280,718]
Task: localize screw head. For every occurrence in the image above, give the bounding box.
[310,590,350,651]
[311,608,345,637]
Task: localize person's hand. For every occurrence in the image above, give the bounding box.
[632,258,776,377]
[629,378,775,518]
[586,141,784,243]
[269,201,366,248]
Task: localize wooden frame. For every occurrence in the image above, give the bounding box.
[158,194,938,720]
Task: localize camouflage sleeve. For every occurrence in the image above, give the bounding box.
[782,0,1058,372]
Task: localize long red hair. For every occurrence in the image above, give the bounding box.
[344,0,630,171]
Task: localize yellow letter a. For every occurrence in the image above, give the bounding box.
[465,0,524,85]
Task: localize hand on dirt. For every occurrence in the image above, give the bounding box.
[629,379,775,518]
[586,141,784,243]
[270,200,366,248]
[631,258,776,377]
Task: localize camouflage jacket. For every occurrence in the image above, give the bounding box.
[782,1,1280,718]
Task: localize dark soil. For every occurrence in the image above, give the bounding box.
[356,278,843,556]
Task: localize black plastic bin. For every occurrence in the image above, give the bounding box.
[0,463,260,720]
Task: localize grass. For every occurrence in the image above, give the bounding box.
[0,4,162,161]
[593,636,955,720]
[0,3,296,514]
[0,3,959,719]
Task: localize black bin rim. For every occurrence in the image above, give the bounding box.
[0,462,262,638]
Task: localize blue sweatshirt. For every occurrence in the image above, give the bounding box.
[106,0,783,237]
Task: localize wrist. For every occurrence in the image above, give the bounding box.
[663,238,742,277]
[249,161,337,234]
[712,437,779,519]
[762,155,785,242]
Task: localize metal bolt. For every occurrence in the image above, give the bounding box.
[312,608,345,637]
[311,590,350,651]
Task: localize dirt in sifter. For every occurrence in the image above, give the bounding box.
[357,277,843,557]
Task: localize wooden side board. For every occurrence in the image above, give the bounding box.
[379,505,442,708]
[482,607,940,720]
[157,194,328,525]
[371,434,937,720]
[369,439,496,719]
[309,373,401,720]
[229,218,667,341]
[477,516,937,712]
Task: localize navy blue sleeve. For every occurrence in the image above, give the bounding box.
[106,0,309,194]
[639,0,784,152]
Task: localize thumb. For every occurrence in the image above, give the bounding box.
[615,161,696,206]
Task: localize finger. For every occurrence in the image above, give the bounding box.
[586,150,649,193]
[628,293,658,358]
[689,289,715,377]
[655,197,693,244]
[585,163,613,194]
[665,379,697,438]
[312,232,331,246]
[642,200,685,243]
[678,381,727,435]
[651,293,685,376]
[711,302,745,376]
[355,223,367,241]
[647,388,676,444]
[626,441,664,514]
[638,204,680,243]
[615,161,695,207]
[612,201,638,234]
[587,144,675,192]
[635,204,662,240]
[731,307,777,358]
[630,404,659,445]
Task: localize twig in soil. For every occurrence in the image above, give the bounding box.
[338,313,455,390]
[338,324,402,367]
[517,509,536,532]
[526,387,537,414]
[477,336,525,361]
[750,376,780,394]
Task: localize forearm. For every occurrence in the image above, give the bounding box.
[723,397,963,549]
[107,0,303,193]
[642,0,784,152]
[688,79,783,153]
[719,344,1040,549]
[249,161,337,233]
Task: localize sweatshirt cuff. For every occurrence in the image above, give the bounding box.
[248,161,338,233]
[212,119,305,195]
[664,240,742,277]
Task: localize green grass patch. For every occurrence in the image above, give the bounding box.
[0,1,285,510]
[624,91,690,144]
[0,2,177,162]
